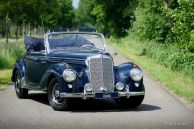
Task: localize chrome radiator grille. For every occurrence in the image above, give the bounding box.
[87,55,114,92]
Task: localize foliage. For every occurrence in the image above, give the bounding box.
[57,0,75,28]
[0,69,12,90]
[122,32,194,78]
[132,0,170,42]
[0,0,74,38]
[74,0,95,28]
[0,39,24,68]
[167,0,194,52]
[75,0,138,37]
[130,0,194,78]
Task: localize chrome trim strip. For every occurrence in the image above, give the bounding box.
[60,91,145,99]
[50,57,86,61]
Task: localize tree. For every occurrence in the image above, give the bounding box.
[74,0,95,28]
[132,0,178,43]
[57,0,75,28]
[0,0,75,38]
[168,0,194,52]
[93,0,138,37]
[75,0,138,37]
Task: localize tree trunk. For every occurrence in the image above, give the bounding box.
[5,13,10,44]
[163,0,174,28]
[16,25,18,40]
[163,0,168,9]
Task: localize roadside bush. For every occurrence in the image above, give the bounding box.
[167,0,194,52]
[132,0,170,42]
[0,39,24,69]
[144,43,194,77]
[120,34,194,78]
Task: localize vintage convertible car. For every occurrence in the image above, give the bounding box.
[11,31,145,110]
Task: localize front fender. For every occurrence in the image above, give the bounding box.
[114,62,144,92]
[39,63,89,93]
[39,63,68,91]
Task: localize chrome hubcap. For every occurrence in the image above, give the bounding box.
[52,84,64,104]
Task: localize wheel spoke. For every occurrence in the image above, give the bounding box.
[15,75,20,94]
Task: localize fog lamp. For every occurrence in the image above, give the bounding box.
[134,83,140,87]
[68,84,73,88]
[116,82,124,91]
[85,83,92,92]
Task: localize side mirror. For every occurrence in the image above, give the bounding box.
[21,52,27,57]
[113,51,118,56]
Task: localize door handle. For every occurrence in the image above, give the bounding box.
[41,60,47,63]
[34,58,41,62]
[41,60,46,64]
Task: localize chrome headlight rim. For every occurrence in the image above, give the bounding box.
[63,69,76,82]
[130,68,143,81]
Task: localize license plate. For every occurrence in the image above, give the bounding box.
[95,92,118,99]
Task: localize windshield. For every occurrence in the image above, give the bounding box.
[47,33,106,52]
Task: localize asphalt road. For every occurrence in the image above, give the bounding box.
[0,46,194,129]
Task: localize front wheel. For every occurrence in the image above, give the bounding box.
[48,78,69,111]
[115,95,144,109]
[14,70,28,98]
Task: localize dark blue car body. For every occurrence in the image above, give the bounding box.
[11,32,145,110]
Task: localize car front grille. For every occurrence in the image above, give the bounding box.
[87,54,114,92]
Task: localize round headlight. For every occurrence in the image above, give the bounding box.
[130,68,143,81]
[63,69,76,82]
[116,82,124,91]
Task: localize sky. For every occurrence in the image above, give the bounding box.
[72,0,80,8]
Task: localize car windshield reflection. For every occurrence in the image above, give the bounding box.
[47,33,106,52]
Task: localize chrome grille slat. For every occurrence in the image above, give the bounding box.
[87,55,114,92]
[102,58,114,92]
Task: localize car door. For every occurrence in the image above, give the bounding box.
[25,51,49,88]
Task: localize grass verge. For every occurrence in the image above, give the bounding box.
[109,37,194,109]
[0,69,12,90]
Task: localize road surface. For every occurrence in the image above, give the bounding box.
[0,46,194,129]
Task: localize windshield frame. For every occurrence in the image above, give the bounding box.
[44,32,108,53]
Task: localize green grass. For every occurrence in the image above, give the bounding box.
[0,69,12,90]
[0,38,24,69]
[0,38,24,89]
[109,37,194,107]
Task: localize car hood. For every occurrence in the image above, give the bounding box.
[49,51,107,65]
[49,51,97,59]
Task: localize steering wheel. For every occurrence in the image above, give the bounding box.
[81,45,95,49]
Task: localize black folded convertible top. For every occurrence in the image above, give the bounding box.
[24,36,45,51]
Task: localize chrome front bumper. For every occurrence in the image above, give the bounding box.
[60,91,145,99]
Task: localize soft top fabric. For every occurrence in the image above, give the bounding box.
[24,36,45,51]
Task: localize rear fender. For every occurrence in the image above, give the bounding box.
[11,60,26,82]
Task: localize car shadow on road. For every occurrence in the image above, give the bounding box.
[28,93,161,112]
